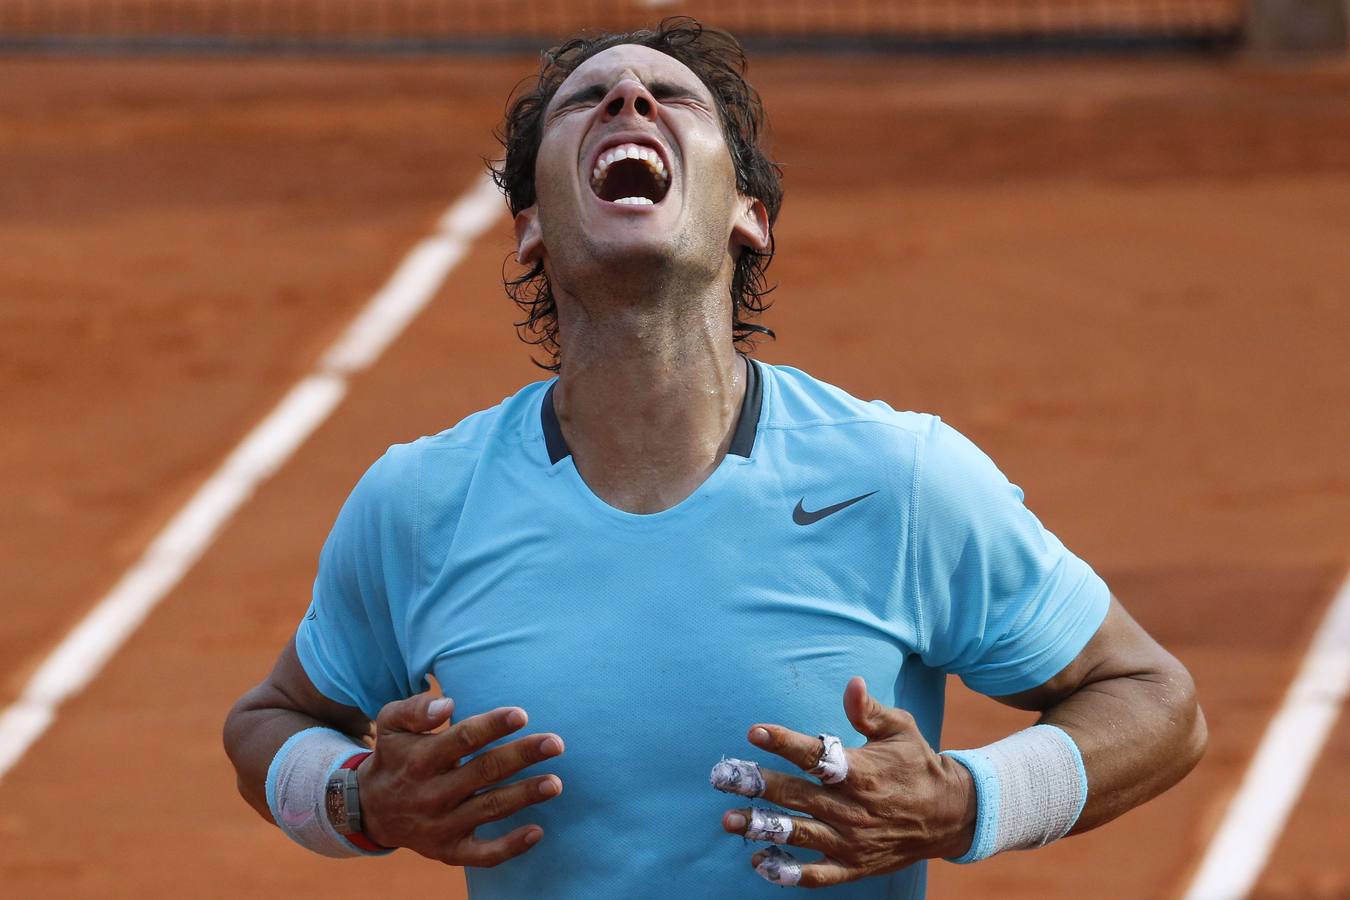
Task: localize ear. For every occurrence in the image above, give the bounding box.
[514,205,544,265]
[730,194,770,254]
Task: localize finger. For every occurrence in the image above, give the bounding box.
[453,733,564,796]
[430,706,529,764]
[459,774,563,828]
[724,808,846,855]
[843,676,914,741]
[375,690,455,736]
[748,724,833,773]
[451,824,544,868]
[757,768,852,822]
[751,848,854,889]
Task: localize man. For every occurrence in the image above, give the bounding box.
[224,18,1206,898]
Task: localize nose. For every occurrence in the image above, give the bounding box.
[599,79,656,123]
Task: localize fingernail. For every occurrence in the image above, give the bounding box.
[539,778,560,797]
[540,736,562,756]
[749,727,770,746]
[428,698,453,718]
[726,812,747,831]
[525,828,543,845]
[507,708,527,728]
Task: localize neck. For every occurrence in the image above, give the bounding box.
[551,282,748,515]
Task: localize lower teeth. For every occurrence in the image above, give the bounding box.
[613,196,654,206]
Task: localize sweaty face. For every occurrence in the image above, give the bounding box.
[518,44,763,296]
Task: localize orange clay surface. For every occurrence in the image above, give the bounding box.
[1,54,1349,898]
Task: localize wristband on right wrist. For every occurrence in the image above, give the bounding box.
[940,723,1088,864]
[265,727,392,859]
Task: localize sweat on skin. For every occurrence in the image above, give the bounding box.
[224,35,1206,899]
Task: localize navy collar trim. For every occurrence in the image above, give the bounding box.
[540,356,762,465]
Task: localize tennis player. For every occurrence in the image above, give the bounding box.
[224,18,1205,898]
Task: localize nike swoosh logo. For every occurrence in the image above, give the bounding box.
[279,803,315,828]
[793,491,878,525]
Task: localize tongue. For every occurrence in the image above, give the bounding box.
[599,158,661,203]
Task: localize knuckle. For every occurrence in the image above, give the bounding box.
[469,846,504,868]
[778,780,815,814]
[474,751,508,784]
[449,720,493,757]
[376,700,401,726]
[479,790,508,822]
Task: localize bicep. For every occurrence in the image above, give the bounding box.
[992,596,1188,713]
[239,637,373,740]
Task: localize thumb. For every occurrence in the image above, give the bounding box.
[375,689,454,736]
[843,676,914,741]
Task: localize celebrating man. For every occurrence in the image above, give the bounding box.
[224,18,1205,898]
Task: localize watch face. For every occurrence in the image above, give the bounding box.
[325,778,348,829]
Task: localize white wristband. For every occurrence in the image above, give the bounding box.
[264,727,388,858]
[941,724,1088,863]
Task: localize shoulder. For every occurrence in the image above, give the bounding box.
[413,378,553,457]
[756,361,1008,498]
[757,361,936,450]
[381,378,552,467]
[353,379,553,507]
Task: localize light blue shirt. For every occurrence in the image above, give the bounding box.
[296,360,1110,898]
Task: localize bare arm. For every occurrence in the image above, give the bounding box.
[719,595,1206,887]
[223,639,566,865]
[995,595,1208,833]
[223,637,372,823]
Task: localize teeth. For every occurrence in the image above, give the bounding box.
[614,196,654,206]
[589,141,670,194]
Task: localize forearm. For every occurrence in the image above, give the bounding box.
[223,643,373,825]
[1039,664,1206,834]
[223,697,363,823]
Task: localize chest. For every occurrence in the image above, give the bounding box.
[407,470,916,734]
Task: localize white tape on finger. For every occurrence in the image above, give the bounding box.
[710,757,766,797]
[809,733,849,785]
[756,845,802,886]
[746,807,794,844]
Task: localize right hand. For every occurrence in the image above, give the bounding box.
[357,691,564,867]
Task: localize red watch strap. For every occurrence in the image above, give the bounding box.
[339,751,388,852]
[340,751,372,770]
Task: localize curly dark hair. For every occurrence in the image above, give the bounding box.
[491,17,784,372]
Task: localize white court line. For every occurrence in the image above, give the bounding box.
[1183,569,1350,900]
[0,171,503,785]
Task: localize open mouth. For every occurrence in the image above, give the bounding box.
[590,142,670,206]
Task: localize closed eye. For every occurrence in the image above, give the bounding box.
[551,83,608,118]
[650,81,708,108]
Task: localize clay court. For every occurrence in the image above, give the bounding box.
[2,5,1349,897]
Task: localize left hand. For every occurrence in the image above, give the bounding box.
[721,676,976,888]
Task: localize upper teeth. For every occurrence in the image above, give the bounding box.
[591,142,670,194]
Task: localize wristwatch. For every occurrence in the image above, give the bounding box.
[325,752,370,836]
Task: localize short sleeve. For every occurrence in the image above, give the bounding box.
[912,419,1110,696]
[295,443,419,719]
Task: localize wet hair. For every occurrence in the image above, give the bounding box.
[491,17,784,372]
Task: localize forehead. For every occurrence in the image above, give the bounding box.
[553,43,711,103]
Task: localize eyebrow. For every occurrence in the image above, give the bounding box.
[648,80,703,101]
[553,77,706,112]
[554,83,608,111]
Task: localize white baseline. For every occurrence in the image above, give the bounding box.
[0,172,503,785]
[1183,568,1350,900]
